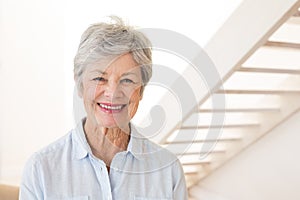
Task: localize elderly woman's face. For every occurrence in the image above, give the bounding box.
[81,53,143,128]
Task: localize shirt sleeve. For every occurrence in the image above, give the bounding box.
[172,160,188,200]
[19,153,44,200]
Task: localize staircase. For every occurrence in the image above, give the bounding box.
[157,0,300,193]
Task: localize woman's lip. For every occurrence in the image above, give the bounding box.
[97,103,126,113]
[98,102,125,106]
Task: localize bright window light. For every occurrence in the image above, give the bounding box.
[163,142,227,155]
[183,112,259,127]
[223,71,300,90]
[179,154,211,164]
[243,46,300,70]
[167,129,244,143]
[182,165,202,174]
[200,94,281,110]
[269,19,300,44]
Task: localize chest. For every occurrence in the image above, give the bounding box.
[43,156,174,200]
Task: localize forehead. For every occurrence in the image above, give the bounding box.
[87,53,141,75]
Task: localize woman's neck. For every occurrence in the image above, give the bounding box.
[84,118,130,166]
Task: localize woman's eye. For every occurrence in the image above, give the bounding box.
[93,77,107,82]
[120,78,134,84]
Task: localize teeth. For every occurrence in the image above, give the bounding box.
[99,104,123,110]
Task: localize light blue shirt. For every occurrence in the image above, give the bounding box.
[19,119,187,200]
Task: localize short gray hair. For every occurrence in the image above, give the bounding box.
[74,16,152,94]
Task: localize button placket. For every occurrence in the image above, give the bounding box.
[89,155,113,200]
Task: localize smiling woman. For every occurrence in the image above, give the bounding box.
[19,16,188,200]
[81,53,143,130]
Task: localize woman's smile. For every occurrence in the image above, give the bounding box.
[97,102,127,114]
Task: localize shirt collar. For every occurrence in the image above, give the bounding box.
[72,118,146,161]
[126,125,146,160]
[72,118,90,160]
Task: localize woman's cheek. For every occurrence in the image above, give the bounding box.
[85,85,101,100]
[128,88,142,118]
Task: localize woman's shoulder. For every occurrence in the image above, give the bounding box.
[138,137,181,168]
[27,129,75,164]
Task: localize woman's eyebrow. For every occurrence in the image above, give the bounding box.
[90,69,107,75]
[122,72,138,77]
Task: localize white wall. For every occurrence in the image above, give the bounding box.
[0,0,66,184]
[189,110,300,200]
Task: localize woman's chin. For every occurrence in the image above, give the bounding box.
[95,116,130,129]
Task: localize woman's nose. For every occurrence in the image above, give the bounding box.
[103,81,122,99]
